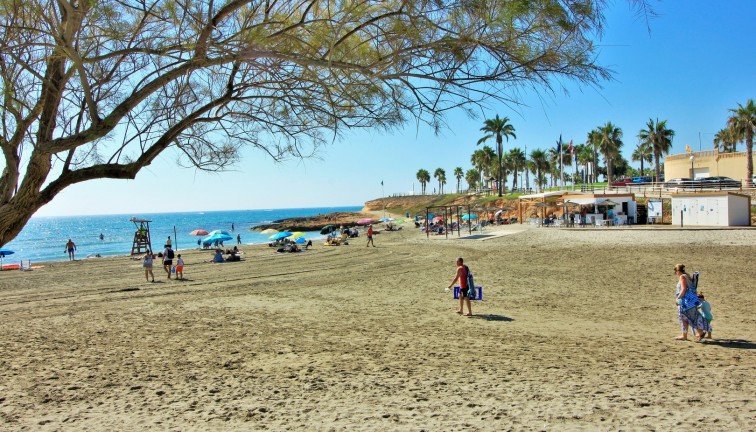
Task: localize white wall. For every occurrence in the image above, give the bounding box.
[672,194,750,227]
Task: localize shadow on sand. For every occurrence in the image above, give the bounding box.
[469,314,514,322]
[700,339,755,350]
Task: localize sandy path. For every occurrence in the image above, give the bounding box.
[0,224,754,430]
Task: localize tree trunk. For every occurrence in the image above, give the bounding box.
[746,130,753,187]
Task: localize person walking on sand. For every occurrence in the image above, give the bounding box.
[237,234,241,245]
[366,225,375,247]
[449,257,473,317]
[143,251,155,282]
[64,239,77,261]
[175,254,185,280]
[163,244,175,279]
[673,263,710,341]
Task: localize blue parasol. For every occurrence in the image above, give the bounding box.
[269,231,293,241]
[202,230,234,244]
[0,248,14,268]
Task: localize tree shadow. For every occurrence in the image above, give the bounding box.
[460,234,495,240]
[469,314,514,322]
[699,339,755,350]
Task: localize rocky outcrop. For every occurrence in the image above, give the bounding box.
[251,212,376,232]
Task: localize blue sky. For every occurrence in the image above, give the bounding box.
[35,1,756,217]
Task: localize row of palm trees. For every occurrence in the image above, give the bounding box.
[416,98,755,195]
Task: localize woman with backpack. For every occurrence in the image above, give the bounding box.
[674,263,710,341]
[449,257,473,317]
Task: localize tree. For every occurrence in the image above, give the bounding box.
[470,146,495,190]
[0,0,638,245]
[509,148,526,190]
[434,168,446,194]
[453,167,464,193]
[586,129,602,183]
[632,139,653,177]
[638,118,674,182]
[729,99,756,186]
[576,144,592,184]
[465,169,479,190]
[529,149,549,192]
[597,122,623,184]
[416,169,430,195]
[713,128,737,153]
[477,115,516,196]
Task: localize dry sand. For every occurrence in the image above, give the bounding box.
[0,222,754,430]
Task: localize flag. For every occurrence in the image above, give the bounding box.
[380,180,384,186]
[685,144,691,153]
[556,134,562,154]
[568,139,574,156]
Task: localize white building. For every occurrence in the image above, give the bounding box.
[671,192,751,227]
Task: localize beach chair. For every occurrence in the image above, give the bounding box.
[20,259,32,271]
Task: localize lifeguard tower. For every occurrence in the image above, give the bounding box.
[130,217,153,255]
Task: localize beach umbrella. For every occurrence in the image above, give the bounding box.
[203,230,234,244]
[290,231,305,239]
[269,231,293,240]
[0,248,14,268]
[599,199,620,206]
[378,217,390,222]
[461,213,478,220]
[294,236,306,244]
[320,225,335,235]
[432,216,444,222]
[357,218,374,225]
[261,228,278,235]
[394,219,406,224]
[189,229,209,236]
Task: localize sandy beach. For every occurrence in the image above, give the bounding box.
[0,221,754,430]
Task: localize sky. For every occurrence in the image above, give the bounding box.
[33,1,756,217]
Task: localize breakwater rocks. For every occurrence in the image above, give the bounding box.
[251,212,376,232]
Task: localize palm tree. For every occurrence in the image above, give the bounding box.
[586,129,602,183]
[465,169,479,190]
[509,147,526,190]
[529,149,549,192]
[434,168,446,194]
[453,167,463,193]
[596,122,623,184]
[576,144,592,183]
[638,118,674,182]
[632,139,653,177]
[416,169,430,195]
[729,99,756,186]
[470,145,495,190]
[713,127,737,152]
[477,115,516,197]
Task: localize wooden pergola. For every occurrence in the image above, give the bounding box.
[517,191,573,223]
[425,204,472,238]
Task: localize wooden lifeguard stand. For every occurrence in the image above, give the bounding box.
[130,217,153,255]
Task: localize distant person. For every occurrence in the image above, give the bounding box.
[673,263,710,341]
[163,244,175,279]
[211,249,224,263]
[237,234,241,245]
[64,239,77,261]
[143,251,155,282]
[366,225,375,247]
[231,222,235,231]
[166,236,172,247]
[448,257,473,317]
[99,233,104,240]
[175,254,185,280]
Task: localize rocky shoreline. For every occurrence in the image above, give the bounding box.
[250,211,377,232]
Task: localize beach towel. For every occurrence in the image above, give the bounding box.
[454,286,483,301]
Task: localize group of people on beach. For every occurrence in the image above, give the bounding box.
[142,236,184,282]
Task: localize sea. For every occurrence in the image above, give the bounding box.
[3,206,362,264]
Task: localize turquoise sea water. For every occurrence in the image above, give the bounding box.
[3,206,362,264]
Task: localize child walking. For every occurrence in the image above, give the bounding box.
[175,254,185,280]
[698,292,713,339]
[143,251,155,282]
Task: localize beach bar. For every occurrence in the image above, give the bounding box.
[671,192,751,227]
